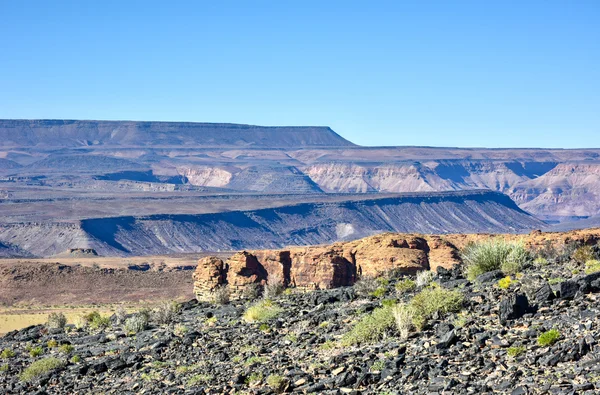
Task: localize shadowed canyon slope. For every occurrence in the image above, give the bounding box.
[0,190,542,257]
[0,119,598,257]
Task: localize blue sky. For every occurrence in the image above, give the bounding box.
[0,1,598,148]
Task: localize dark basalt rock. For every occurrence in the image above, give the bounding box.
[475,270,504,284]
[499,293,530,324]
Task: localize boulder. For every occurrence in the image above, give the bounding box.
[499,294,530,325]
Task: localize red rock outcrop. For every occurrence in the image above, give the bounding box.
[193,229,600,300]
[193,233,461,300]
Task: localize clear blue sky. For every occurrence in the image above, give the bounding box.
[0,1,598,148]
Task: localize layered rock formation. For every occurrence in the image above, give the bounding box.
[193,229,600,300]
[193,233,458,300]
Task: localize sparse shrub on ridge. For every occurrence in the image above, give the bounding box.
[266,374,287,393]
[89,314,111,331]
[58,344,74,355]
[19,357,64,382]
[47,312,67,329]
[507,346,525,358]
[114,305,127,325]
[242,282,262,300]
[29,346,43,357]
[462,239,531,280]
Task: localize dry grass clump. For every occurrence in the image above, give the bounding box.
[462,239,531,280]
[263,274,285,299]
[340,306,395,346]
[415,271,436,287]
[211,285,230,305]
[393,303,416,339]
[123,313,148,334]
[19,357,64,382]
[408,284,464,330]
[47,312,67,329]
[243,299,283,323]
[152,301,180,325]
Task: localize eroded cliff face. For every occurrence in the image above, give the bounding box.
[193,228,600,300]
[177,166,233,187]
[302,161,552,194]
[511,163,600,217]
[193,233,457,300]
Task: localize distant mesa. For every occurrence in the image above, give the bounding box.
[0,119,355,148]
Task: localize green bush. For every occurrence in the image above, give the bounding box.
[81,311,111,331]
[19,357,64,382]
[497,276,512,289]
[340,306,395,346]
[507,346,525,357]
[243,299,283,323]
[462,239,531,280]
[58,344,74,355]
[381,299,397,308]
[123,313,149,334]
[371,287,386,298]
[395,278,416,293]
[1,348,15,359]
[585,260,600,274]
[246,372,263,385]
[266,374,287,393]
[29,346,43,357]
[533,257,549,266]
[47,312,67,329]
[409,285,464,329]
[70,355,81,364]
[573,245,595,264]
[0,363,8,372]
[370,360,385,372]
[537,329,561,347]
[152,301,181,325]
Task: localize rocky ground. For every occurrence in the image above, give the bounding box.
[2,243,600,394]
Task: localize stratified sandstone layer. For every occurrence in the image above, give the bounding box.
[193,229,600,300]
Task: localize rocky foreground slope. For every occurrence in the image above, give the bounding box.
[2,229,600,394]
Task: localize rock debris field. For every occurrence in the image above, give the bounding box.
[2,239,600,394]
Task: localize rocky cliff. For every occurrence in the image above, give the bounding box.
[193,228,600,300]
